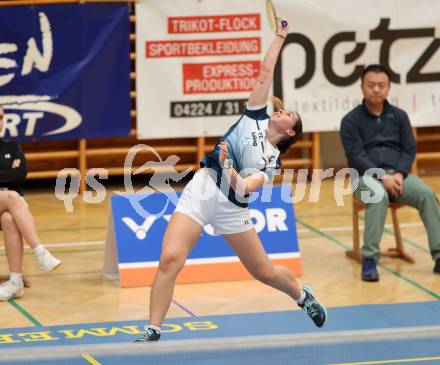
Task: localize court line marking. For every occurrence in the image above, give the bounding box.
[296,219,440,300]
[1,325,439,361]
[0,240,105,251]
[2,217,428,362]
[329,356,440,365]
[7,285,100,365]
[2,218,432,324]
[0,221,424,250]
[4,239,195,346]
[43,240,106,248]
[7,304,101,365]
[34,226,107,234]
[81,354,102,365]
[298,222,423,234]
[172,299,197,317]
[7,299,42,327]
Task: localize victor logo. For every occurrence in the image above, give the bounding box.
[122,215,171,240]
[122,208,289,240]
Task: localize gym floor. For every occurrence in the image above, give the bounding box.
[1,177,439,364]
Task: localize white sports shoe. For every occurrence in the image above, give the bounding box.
[0,280,24,301]
[36,250,62,272]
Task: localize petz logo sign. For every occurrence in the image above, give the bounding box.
[0,4,131,141]
[275,18,440,92]
[269,0,440,131]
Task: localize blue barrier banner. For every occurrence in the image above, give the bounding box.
[104,186,301,287]
[0,4,131,141]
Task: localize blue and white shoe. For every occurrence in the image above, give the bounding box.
[134,326,161,342]
[299,286,327,328]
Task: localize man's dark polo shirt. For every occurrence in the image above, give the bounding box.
[340,100,416,177]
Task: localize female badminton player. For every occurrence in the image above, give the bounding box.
[136,17,327,342]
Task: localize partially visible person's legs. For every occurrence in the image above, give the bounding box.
[355,175,389,261]
[0,191,61,272]
[396,175,440,272]
[2,212,23,273]
[354,175,390,281]
[0,191,42,248]
[0,212,24,301]
[224,229,301,299]
[149,212,203,326]
[223,229,327,327]
[135,212,203,343]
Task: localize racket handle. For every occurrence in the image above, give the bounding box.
[281,20,288,28]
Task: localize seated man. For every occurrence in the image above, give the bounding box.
[0,105,62,301]
[340,64,440,282]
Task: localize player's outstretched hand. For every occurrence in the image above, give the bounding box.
[276,17,289,38]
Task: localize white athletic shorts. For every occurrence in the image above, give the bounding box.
[175,168,254,236]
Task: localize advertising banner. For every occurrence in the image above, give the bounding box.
[0,4,131,141]
[104,186,301,287]
[136,0,440,135]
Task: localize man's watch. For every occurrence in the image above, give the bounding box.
[223,159,233,169]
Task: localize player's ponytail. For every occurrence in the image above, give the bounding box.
[271,96,284,111]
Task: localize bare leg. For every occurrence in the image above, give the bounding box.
[223,229,302,301]
[1,212,23,273]
[149,212,202,326]
[0,191,41,248]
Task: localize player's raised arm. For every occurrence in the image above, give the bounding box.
[247,18,289,107]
